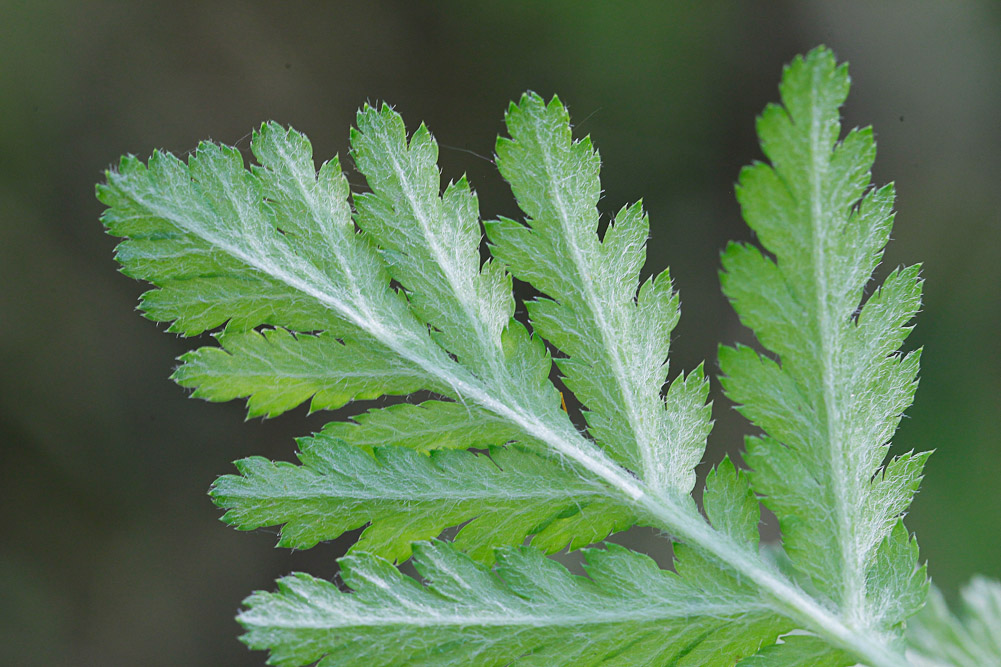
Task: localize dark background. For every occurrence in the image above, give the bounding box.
[2,2,999,664]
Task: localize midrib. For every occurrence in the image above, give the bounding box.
[807,74,861,622]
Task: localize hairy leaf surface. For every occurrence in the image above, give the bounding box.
[212,435,636,563]
[906,577,1001,666]
[719,48,929,631]
[239,540,789,667]
[99,118,638,543]
[98,46,953,667]
[488,94,711,496]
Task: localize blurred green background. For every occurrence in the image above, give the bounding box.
[1,1,999,664]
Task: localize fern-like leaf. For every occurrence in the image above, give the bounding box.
[98,114,649,570]
[488,94,711,496]
[212,436,636,564]
[99,47,942,667]
[239,458,790,667]
[719,47,928,631]
[240,541,787,667]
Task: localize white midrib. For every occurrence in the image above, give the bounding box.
[807,74,863,624]
[135,170,904,667]
[244,484,612,502]
[532,129,657,488]
[250,604,771,629]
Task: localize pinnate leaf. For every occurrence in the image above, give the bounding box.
[212,435,636,564]
[97,46,959,667]
[239,541,789,667]
[719,47,928,630]
[488,93,711,496]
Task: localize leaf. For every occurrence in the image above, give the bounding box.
[99,118,634,499]
[100,126,412,341]
[739,635,854,666]
[488,94,711,496]
[174,329,430,418]
[351,105,514,373]
[101,113,649,571]
[99,48,938,667]
[346,104,631,481]
[719,47,929,630]
[211,435,636,563]
[318,400,521,452]
[238,541,790,667]
[907,577,1001,667]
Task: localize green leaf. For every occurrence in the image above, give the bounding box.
[100,125,417,342]
[101,114,651,573]
[671,456,762,597]
[488,93,711,496]
[239,541,790,667]
[907,577,1001,667]
[346,104,626,478]
[351,105,514,373]
[99,48,939,667]
[99,117,634,500]
[211,435,636,563]
[318,400,521,452]
[739,635,854,666]
[719,46,928,630]
[174,329,430,418]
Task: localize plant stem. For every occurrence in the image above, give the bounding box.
[635,491,909,667]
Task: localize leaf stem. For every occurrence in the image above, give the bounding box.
[633,491,908,667]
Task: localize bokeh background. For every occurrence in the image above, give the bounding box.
[2,1,999,664]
